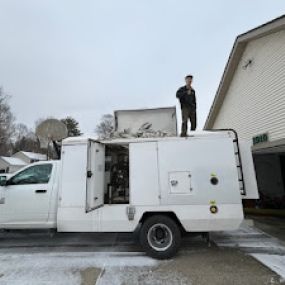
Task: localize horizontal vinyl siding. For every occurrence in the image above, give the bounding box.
[212,30,285,142]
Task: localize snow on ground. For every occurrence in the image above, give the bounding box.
[96,266,190,285]
[212,224,285,281]
[251,254,285,282]
[0,251,191,285]
[1,225,285,284]
[0,252,158,285]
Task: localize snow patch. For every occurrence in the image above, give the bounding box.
[213,224,285,253]
[213,224,285,281]
[251,254,285,282]
[0,252,157,285]
[96,266,190,285]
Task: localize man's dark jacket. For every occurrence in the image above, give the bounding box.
[176,86,196,111]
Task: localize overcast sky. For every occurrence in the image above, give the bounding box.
[0,1,284,134]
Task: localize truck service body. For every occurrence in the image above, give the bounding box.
[0,130,258,258]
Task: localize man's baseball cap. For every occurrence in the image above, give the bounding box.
[185,74,193,79]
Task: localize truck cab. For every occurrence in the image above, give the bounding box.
[0,161,60,229]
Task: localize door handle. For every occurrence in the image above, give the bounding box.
[35,190,47,193]
[170,180,178,186]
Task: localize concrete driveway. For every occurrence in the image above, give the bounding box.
[0,223,284,285]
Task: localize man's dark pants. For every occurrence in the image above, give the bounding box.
[181,107,196,136]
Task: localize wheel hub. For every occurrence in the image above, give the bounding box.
[147,223,173,251]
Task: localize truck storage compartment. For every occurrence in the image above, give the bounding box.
[104,144,129,204]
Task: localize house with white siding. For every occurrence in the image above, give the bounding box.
[204,15,285,208]
[0,151,46,173]
[0,157,27,173]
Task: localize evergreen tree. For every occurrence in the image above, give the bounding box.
[61,117,82,137]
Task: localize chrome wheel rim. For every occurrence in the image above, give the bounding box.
[147,223,173,251]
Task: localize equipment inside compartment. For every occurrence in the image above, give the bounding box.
[104,144,129,204]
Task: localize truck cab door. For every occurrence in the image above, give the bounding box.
[0,163,55,226]
[86,141,105,212]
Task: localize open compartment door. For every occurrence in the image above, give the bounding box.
[86,140,105,212]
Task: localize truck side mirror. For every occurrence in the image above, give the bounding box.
[0,176,7,187]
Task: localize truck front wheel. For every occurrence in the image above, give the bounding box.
[139,215,181,259]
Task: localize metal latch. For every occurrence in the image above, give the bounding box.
[170,180,178,186]
[87,170,93,178]
[126,206,136,221]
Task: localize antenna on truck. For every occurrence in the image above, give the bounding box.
[36,119,68,159]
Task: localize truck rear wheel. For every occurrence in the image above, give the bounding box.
[139,215,181,259]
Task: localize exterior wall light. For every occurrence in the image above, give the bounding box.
[242,59,253,70]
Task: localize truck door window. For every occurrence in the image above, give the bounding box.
[9,164,53,185]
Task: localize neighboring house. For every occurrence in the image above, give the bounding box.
[0,157,27,173]
[204,15,285,209]
[12,151,47,164]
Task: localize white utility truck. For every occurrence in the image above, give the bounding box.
[0,130,258,259]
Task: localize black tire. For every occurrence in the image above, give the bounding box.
[139,215,181,259]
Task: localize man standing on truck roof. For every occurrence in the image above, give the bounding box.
[176,75,197,136]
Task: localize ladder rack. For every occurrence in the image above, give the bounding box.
[209,129,246,195]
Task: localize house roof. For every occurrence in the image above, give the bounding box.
[204,15,285,129]
[15,151,47,161]
[0,156,27,166]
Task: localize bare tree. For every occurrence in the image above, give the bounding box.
[95,114,114,139]
[13,123,29,142]
[12,123,39,153]
[0,88,15,155]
